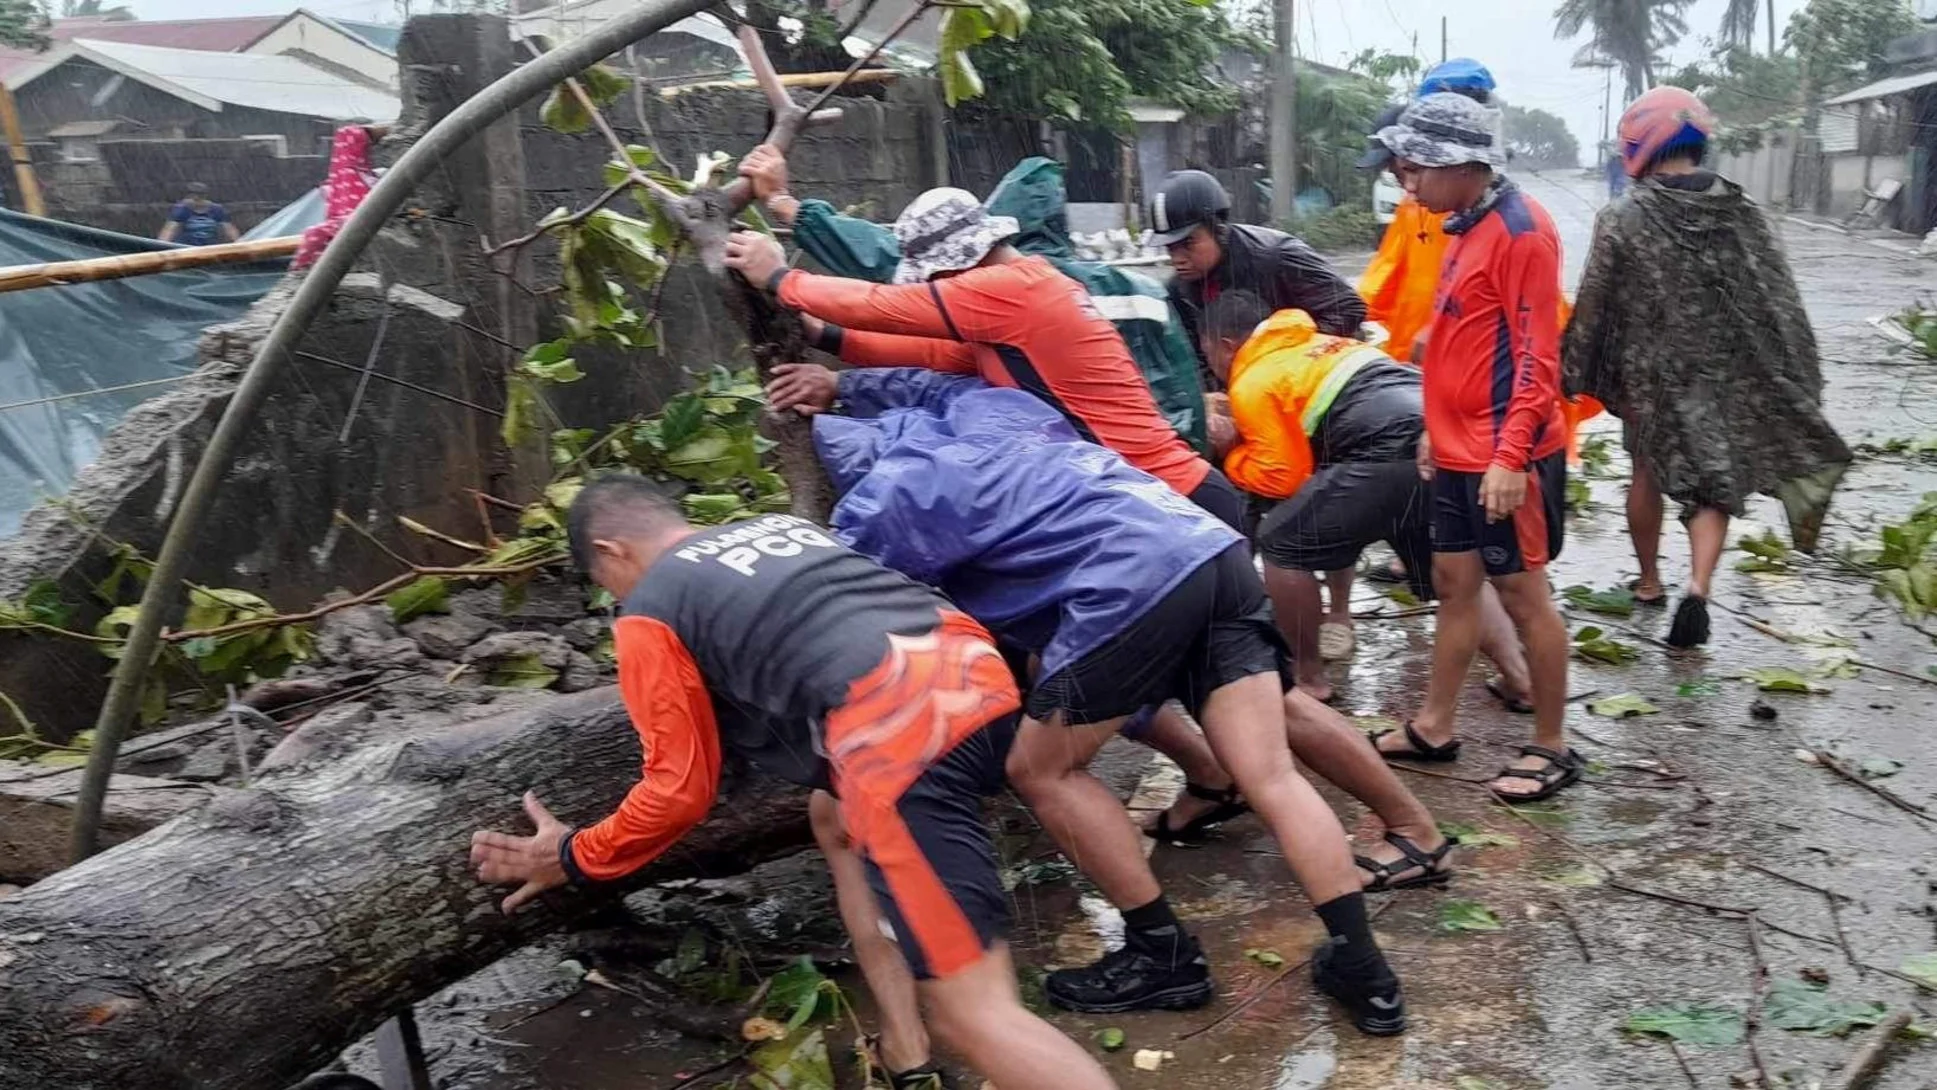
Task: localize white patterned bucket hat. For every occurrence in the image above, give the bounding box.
[891,187,1021,285]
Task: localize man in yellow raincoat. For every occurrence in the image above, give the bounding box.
[1201,289,1533,717]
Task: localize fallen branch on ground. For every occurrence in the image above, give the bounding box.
[1828,1010,1914,1090]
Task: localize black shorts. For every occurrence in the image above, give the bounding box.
[1255,460,1435,601]
[1430,451,1567,575]
[860,713,1017,980]
[1187,468,1247,531]
[1027,543,1292,724]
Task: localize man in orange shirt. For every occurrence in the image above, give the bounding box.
[1373,93,1581,804]
[468,477,1118,1090]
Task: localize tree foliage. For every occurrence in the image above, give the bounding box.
[961,0,1237,128]
[62,0,136,19]
[1501,103,1583,169]
[1785,0,1920,100]
[0,0,50,52]
[1554,0,1691,100]
[1663,42,1803,143]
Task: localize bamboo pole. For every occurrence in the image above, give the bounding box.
[660,66,900,98]
[0,235,300,293]
[0,84,45,217]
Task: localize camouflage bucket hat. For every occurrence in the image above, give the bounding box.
[891,187,1021,285]
[1378,92,1507,169]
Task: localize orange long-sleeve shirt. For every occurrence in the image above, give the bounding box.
[1359,196,1447,363]
[1423,187,1567,473]
[777,257,1212,497]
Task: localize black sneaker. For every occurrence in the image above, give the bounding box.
[1311,939,1406,1036]
[888,1064,951,1090]
[1044,935,1215,1013]
[1666,594,1711,649]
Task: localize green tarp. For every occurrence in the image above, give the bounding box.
[0,209,292,535]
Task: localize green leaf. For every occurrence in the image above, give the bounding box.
[1572,626,1639,665]
[138,674,168,726]
[1437,822,1519,849]
[1589,693,1659,718]
[1677,677,1722,697]
[1563,584,1637,617]
[1453,1079,1498,1090]
[764,956,830,1025]
[502,372,541,449]
[1095,1026,1127,1052]
[1622,1004,1745,1046]
[681,492,747,524]
[1743,667,1830,694]
[1764,976,1888,1037]
[1542,864,1604,889]
[1382,585,1422,607]
[35,750,87,767]
[544,478,584,513]
[672,927,707,975]
[1564,475,1592,513]
[1244,948,1285,968]
[385,577,450,624]
[1900,953,1937,989]
[747,1026,834,1090]
[1735,529,1792,573]
[94,604,142,658]
[520,339,583,384]
[1438,900,1503,933]
[487,652,559,690]
[550,427,598,467]
[658,393,707,452]
[540,84,591,134]
[1857,756,1904,779]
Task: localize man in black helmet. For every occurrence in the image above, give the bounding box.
[1152,169,1367,385]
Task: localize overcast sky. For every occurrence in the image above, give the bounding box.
[116,0,1811,163]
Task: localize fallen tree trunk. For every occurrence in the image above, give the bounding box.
[0,688,812,1090]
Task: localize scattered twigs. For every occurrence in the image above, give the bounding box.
[332,509,417,571]
[296,350,505,417]
[1741,861,1864,973]
[1388,763,1492,785]
[799,0,926,118]
[1722,603,1937,688]
[666,1053,749,1090]
[1550,897,1592,963]
[1666,1041,1701,1089]
[1741,912,1772,1090]
[1178,900,1397,1041]
[1828,1010,1913,1090]
[1810,747,1934,823]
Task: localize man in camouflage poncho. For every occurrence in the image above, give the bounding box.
[1563,87,1850,648]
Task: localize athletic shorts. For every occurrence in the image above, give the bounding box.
[824,610,1021,980]
[1430,451,1567,575]
[1027,543,1292,725]
[1255,460,1435,601]
[1187,468,1247,531]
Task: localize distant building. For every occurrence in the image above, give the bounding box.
[0,11,398,91]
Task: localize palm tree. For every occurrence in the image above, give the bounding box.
[1554,0,1692,101]
[1719,0,1778,54]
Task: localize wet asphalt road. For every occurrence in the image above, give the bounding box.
[378,172,1937,1090]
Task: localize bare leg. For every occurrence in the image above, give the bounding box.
[1324,569,1356,626]
[921,943,1117,1090]
[1385,551,1485,751]
[810,790,928,1074]
[1280,690,1442,873]
[1477,584,1532,701]
[1685,507,1729,599]
[1200,674,1360,905]
[1627,461,1666,600]
[1004,714,1156,909]
[1486,568,1572,796]
[1136,704,1238,832]
[1263,563,1333,701]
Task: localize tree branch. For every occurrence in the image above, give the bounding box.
[482,180,630,257]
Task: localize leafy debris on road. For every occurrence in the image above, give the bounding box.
[1764,976,1888,1037]
[1095,1027,1126,1052]
[1900,953,1937,990]
[1622,1004,1746,1046]
[1735,531,1793,574]
[1564,584,1637,617]
[1439,900,1504,933]
[1857,756,1904,779]
[1573,625,1640,665]
[1742,667,1830,694]
[1677,677,1722,697]
[1438,822,1520,849]
[1590,693,1660,718]
[1244,948,1285,968]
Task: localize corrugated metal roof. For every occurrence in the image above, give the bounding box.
[0,15,284,81]
[334,20,403,54]
[14,39,398,122]
[1824,68,1937,106]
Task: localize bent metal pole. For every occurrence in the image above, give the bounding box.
[69,0,718,863]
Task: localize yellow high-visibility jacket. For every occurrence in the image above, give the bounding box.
[1222,309,1398,500]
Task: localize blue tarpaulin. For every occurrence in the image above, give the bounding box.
[0,209,299,535]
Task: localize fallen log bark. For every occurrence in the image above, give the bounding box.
[0,688,812,1090]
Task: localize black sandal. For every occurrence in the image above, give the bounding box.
[1368,720,1462,763]
[1145,782,1251,844]
[1356,831,1456,893]
[1485,677,1534,715]
[1488,745,1585,804]
[861,1037,952,1089]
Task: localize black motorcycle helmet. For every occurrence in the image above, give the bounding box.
[1148,170,1231,247]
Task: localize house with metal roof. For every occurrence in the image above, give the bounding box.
[0,10,399,92]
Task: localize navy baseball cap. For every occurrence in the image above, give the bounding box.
[1356,103,1407,170]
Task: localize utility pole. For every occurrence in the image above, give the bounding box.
[1600,64,1612,158]
[1440,16,1447,64]
[1268,0,1296,224]
[0,84,44,218]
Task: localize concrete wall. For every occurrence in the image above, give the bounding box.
[0,139,329,237]
[1714,133,1797,210]
[1826,151,1911,219]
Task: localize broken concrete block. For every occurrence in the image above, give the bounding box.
[403,611,500,660]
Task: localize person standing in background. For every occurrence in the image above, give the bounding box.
[158,183,238,246]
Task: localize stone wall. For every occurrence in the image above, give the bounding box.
[0,140,329,238]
